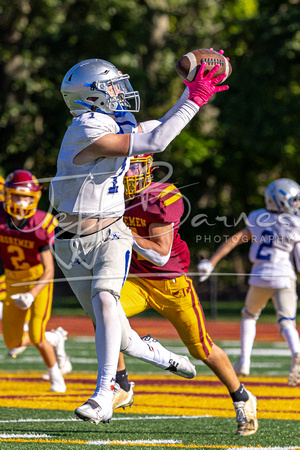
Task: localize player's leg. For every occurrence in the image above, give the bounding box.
[62,222,131,424]
[143,275,257,436]
[273,281,300,386]
[44,327,72,376]
[2,288,28,350]
[0,273,6,308]
[7,315,31,358]
[29,281,66,392]
[113,278,148,410]
[118,276,196,378]
[236,285,271,376]
[113,353,135,410]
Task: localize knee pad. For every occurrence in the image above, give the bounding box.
[278,318,296,335]
[242,307,259,320]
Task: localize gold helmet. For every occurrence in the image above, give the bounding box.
[124,154,153,199]
[4,170,44,219]
[0,176,5,202]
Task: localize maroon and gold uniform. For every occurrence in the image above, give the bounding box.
[0,203,58,348]
[0,273,6,302]
[0,176,6,302]
[121,182,213,360]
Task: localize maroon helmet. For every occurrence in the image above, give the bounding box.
[4,170,44,219]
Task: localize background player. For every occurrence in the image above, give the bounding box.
[198,178,300,386]
[51,57,228,425]
[0,176,6,326]
[0,175,6,308]
[0,170,71,392]
[112,154,258,437]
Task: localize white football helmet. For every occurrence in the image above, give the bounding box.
[61,59,140,117]
[264,178,300,215]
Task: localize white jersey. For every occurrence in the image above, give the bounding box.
[50,111,137,218]
[246,208,300,288]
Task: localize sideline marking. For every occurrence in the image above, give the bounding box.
[0,433,51,438]
[0,436,299,449]
[0,415,211,423]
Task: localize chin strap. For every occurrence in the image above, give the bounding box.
[73,100,127,118]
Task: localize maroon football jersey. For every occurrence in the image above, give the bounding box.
[124,182,190,279]
[0,203,58,271]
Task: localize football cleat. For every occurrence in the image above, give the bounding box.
[112,382,135,411]
[41,356,73,380]
[167,354,196,379]
[75,399,112,425]
[288,352,300,387]
[7,346,27,358]
[234,359,250,377]
[51,327,72,372]
[59,355,73,375]
[234,388,258,436]
[141,334,196,379]
[50,375,67,393]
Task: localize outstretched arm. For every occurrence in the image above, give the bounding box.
[129,63,228,157]
[74,63,229,164]
[198,228,251,281]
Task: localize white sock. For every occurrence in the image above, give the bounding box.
[45,331,58,347]
[282,325,300,356]
[47,362,63,380]
[240,317,256,366]
[91,291,121,406]
[123,331,172,369]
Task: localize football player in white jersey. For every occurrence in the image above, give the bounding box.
[198,178,300,386]
[50,58,229,425]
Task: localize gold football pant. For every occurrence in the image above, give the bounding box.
[2,265,53,349]
[120,275,213,360]
[0,273,6,301]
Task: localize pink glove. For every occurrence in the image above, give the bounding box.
[209,48,230,62]
[184,62,229,107]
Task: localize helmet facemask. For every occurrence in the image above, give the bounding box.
[4,171,42,220]
[0,176,5,203]
[86,75,140,116]
[4,189,41,220]
[61,59,140,117]
[124,155,153,199]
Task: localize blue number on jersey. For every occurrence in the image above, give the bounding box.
[256,230,274,261]
[108,158,128,194]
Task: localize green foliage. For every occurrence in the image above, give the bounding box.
[1,0,300,293]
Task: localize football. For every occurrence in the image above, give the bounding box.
[176,49,232,83]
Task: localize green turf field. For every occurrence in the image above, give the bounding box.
[0,335,299,449]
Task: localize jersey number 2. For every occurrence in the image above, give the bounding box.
[7,245,30,270]
[256,230,274,261]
